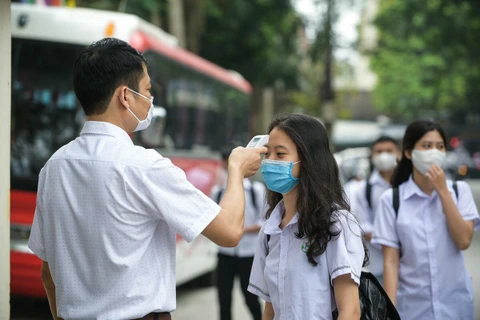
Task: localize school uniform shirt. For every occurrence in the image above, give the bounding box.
[248,200,364,320]
[343,178,364,212]
[210,179,266,257]
[372,176,480,320]
[28,121,220,320]
[353,170,390,277]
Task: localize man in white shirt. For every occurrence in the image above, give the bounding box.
[211,149,266,320]
[27,38,266,320]
[353,136,400,283]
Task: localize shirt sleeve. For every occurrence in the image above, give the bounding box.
[134,157,221,243]
[371,190,400,249]
[28,207,47,261]
[248,228,271,302]
[326,211,365,286]
[456,181,480,230]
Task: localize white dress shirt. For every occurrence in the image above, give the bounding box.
[28,121,220,320]
[353,170,391,276]
[248,200,364,320]
[211,178,266,257]
[372,176,479,320]
[343,178,364,212]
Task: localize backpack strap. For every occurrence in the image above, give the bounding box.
[392,187,402,257]
[250,180,258,211]
[215,188,224,204]
[365,178,373,210]
[452,180,459,199]
[392,187,400,218]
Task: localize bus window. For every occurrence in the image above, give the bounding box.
[11,38,86,191]
[141,50,249,155]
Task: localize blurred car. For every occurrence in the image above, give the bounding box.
[444,147,480,180]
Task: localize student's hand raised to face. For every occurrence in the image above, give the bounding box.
[425,164,448,192]
[228,146,268,177]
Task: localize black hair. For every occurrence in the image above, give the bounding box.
[265,114,368,266]
[371,135,398,150]
[391,120,447,188]
[220,147,231,161]
[369,135,399,172]
[73,38,147,116]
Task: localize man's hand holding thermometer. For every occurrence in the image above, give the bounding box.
[228,135,268,178]
[204,136,268,247]
[246,135,269,148]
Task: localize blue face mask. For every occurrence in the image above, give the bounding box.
[261,159,301,195]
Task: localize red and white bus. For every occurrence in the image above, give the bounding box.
[10,3,252,297]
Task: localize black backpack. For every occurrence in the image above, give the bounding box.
[265,234,401,320]
[366,177,374,210]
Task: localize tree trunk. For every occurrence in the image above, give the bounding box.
[168,0,186,48]
[183,0,205,54]
[320,0,336,150]
[151,5,161,28]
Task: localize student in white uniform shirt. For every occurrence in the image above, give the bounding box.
[353,136,400,284]
[248,114,367,320]
[372,120,479,320]
[211,148,265,320]
[343,169,366,212]
[27,38,267,320]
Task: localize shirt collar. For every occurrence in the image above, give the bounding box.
[403,175,454,200]
[263,199,299,235]
[80,121,133,146]
[369,169,390,188]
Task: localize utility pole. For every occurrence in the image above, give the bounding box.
[320,0,336,150]
[0,0,12,318]
[168,0,186,48]
[118,0,128,12]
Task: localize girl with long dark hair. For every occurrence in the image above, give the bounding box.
[372,120,479,320]
[247,114,367,320]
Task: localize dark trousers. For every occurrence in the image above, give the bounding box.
[217,253,262,320]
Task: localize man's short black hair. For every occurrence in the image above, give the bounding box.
[73,38,147,116]
[371,135,398,149]
[221,147,232,161]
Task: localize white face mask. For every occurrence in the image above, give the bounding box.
[411,149,446,175]
[127,88,154,132]
[372,152,397,172]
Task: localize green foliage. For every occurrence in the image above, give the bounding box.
[290,61,324,116]
[371,0,480,117]
[200,0,303,87]
[76,0,166,27]
[77,0,302,88]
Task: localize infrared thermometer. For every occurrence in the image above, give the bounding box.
[246,135,269,148]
